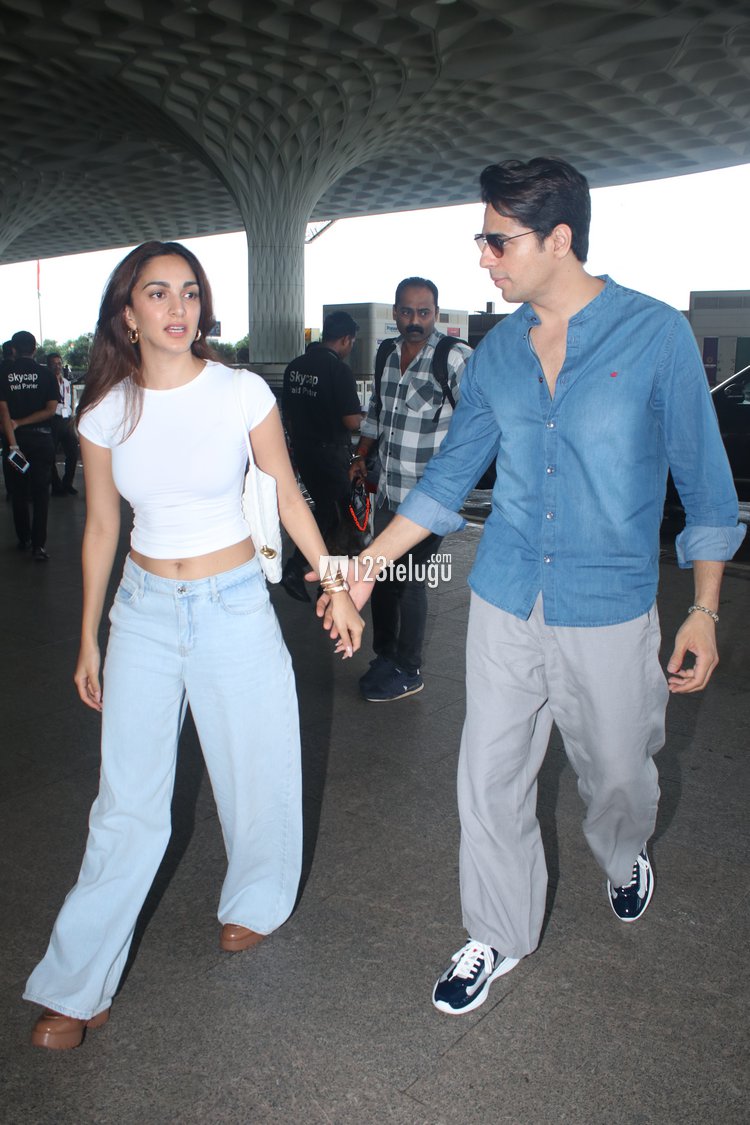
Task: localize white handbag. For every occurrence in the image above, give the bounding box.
[234,372,283,583]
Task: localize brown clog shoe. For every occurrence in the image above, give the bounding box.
[31,1007,110,1050]
[220,924,265,952]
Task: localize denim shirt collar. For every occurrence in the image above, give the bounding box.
[521,275,613,328]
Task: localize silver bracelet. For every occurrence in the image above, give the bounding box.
[688,604,719,624]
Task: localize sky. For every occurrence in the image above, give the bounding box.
[2,161,750,348]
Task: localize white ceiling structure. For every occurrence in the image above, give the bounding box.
[0,0,748,359]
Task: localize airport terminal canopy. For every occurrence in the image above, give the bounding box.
[0,0,748,361]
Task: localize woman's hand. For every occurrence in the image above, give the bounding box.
[317,574,375,640]
[75,641,103,711]
[326,592,365,658]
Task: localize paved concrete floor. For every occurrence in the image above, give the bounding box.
[1,476,748,1124]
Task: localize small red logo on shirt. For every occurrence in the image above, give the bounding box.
[610,371,618,378]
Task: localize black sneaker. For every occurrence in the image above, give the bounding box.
[32,547,50,562]
[432,940,520,1015]
[607,847,654,922]
[361,665,423,702]
[358,654,395,695]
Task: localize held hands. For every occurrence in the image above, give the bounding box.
[301,567,366,658]
[74,641,103,711]
[667,612,718,693]
[326,591,365,659]
[314,573,376,640]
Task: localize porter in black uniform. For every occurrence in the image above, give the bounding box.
[281,311,362,600]
[0,331,59,559]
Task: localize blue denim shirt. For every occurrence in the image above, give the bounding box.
[398,277,745,626]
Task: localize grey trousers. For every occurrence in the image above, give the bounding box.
[458,593,668,959]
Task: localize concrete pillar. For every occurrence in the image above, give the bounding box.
[244,208,307,364]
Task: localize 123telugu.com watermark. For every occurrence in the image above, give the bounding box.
[319,553,453,590]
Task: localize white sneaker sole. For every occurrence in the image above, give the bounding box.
[363,682,424,702]
[432,955,520,1015]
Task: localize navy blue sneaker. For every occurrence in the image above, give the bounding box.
[608,847,654,922]
[358,654,395,695]
[433,940,520,1015]
[361,664,423,702]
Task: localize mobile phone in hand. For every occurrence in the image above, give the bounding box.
[7,448,30,473]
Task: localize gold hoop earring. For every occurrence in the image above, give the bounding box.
[194,328,202,341]
[128,327,139,344]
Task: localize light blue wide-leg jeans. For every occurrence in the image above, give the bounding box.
[24,555,302,1020]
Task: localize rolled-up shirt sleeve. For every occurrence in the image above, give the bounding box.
[675,522,746,566]
[398,489,467,535]
[655,315,746,566]
[360,392,378,441]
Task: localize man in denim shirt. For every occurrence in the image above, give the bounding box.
[325,158,745,1014]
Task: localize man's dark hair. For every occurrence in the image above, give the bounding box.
[479,158,591,262]
[2,340,15,359]
[322,311,358,341]
[11,330,36,356]
[394,277,439,308]
[47,352,62,363]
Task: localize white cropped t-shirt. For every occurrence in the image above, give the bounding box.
[77,362,276,558]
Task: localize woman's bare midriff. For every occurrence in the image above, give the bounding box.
[130,537,255,579]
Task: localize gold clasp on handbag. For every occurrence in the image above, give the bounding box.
[260,546,277,559]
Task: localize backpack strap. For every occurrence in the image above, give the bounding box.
[431,335,469,420]
[373,337,397,426]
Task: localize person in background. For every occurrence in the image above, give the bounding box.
[321,157,745,1015]
[23,240,363,1051]
[1,339,16,500]
[281,310,362,601]
[48,352,80,496]
[0,330,59,559]
[349,278,471,702]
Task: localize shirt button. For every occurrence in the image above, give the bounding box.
[544,555,552,564]
[546,421,556,429]
[546,511,554,520]
[546,466,555,475]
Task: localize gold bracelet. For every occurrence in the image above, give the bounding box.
[319,563,350,595]
[320,579,350,594]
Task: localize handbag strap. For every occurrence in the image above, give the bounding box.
[233,371,263,519]
[233,370,256,468]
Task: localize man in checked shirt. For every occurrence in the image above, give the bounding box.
[350,277,471,701]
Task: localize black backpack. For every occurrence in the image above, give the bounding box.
[372,336,496,491]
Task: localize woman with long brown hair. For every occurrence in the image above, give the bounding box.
[23,241,363,1049]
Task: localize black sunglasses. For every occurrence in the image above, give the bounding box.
[474,229,540,258]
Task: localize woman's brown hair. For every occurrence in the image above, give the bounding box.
[77,240,218,438]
